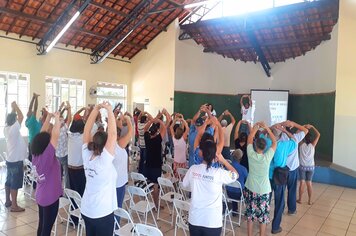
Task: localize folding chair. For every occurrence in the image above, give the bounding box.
[0,153,7,182]
[176,168,188,182]
[23,159,36,200]
[130,172,155,204]
[157,177,183,225]
[52,196,74,235]
[64,188,85,236]
[173,199,190,236]
[165,154,174,167]
[127,186,158,227]
[113,207,135,236]
[224,180,245,226]
[129,146,140,172]
[162,164,177,183]
[222,193,235,236]
[133,223,163,236]
[177,182,191,202]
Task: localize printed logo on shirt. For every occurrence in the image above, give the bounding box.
[229,172,237,180]
[85,168,98,178]
[192,171,214,182]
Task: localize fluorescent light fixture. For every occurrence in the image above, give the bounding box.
[98,29,134,63]
[184,0,219,9]
[46,11,80,53]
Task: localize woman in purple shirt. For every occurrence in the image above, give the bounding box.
[32,112,62,236]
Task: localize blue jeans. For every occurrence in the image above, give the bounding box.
[138,148,146,175]
[272,183,286,231]
[222,147,231,161]
[115,185,126,224]
[287,168,298,213]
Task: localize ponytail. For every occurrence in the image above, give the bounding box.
[200,139,216,170]
[88,131,108,156]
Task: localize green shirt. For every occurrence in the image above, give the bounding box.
[25,115,41,143]
[245,144,275,195]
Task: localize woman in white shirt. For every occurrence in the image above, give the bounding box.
[297,124,320,205]
[81,102,117,236]
[170,113,189,178]
[182,117,238,236]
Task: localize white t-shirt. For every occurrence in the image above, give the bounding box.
[281,132,306,171]
[299,143,315,167]
[4,121,27,162]
[182,164,237,228]
[241,106,252,123]
[81,144,118,218]
[173,137,187,163]
[67,132,84,166]
[56,124,68,158]
[138,122,146,148]
[223,123,233,147]
[113,144,128,188]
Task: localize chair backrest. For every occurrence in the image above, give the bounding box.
[226,180,242,190]
[1,152,7,161]
[162,164,173,176]
[114,207,134,222]
[177,168,188,181]
[173,199,190,212]
[134,223,163,236]
[127,185,147,198]
[173,199,190,230]
[130,172,147,182]
[64,188,82,209]
[157,177,174,189]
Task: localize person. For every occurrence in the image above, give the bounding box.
[137,111,153,175]
[170,113,189,178]
[269,124,297,234]
[297,124,320,205]
[206,103,217,116]
[32,112,62,236]
[225,149,248,214]
[244,122,276,236]
[113,112,133,221]
[279,120,308,215]
[143,111,168,208]
[4,101,27,212]
[25,93,42,162]
[240,94,252,133]
[133,108,141,144]
[56,101,71,188]
[182,116,238,236]
[218,110,236,160]
[81,102,117,236]
[234,120,250,171]
[188,105,206,167]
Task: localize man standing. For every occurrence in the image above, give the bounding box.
[218,110,236,160]
[4,101,27,212]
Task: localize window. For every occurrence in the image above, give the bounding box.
[96,82,127,111]
[45,77,86,113]
[0,71,30,138]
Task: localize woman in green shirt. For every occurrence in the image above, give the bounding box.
[244,122,276,236]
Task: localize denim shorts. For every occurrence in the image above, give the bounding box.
[6,161,24,190]
[299,167,314,181]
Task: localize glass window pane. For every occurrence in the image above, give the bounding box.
[7,77,18,94]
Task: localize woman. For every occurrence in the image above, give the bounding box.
[182,117,238,236]
[32,112,62,236]
[297,124,320,205]
[81,102,117,236]
[244,122,276,236]
[234,120,251,171]
[170,113,189,178]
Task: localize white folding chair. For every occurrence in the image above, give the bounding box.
[23,159,36,200]
[177,182,191,202]
[133,223,163,236]
[173,199,190,236]
[165,154,174,167]
[129,146,140,172]
[52,197,74,235]
[222,193,235,236]
[113,207,135,236]
[157,177,183,225]
[127,186,158,227]
[162,164,177,183]
[224,181,245,226]
[176,168,188,182]
[64,188,84,236]
[0,153,7,182]
[130,172,155,204]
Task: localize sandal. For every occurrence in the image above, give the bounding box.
[10,207,25,212]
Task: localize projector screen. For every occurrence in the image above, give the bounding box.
[250,90,289,126]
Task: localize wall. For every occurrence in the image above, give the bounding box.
[0,33,132,109]
[131,21,178,115]
[333,0,356,171]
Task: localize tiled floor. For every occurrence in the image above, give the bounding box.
[0,182,356,235]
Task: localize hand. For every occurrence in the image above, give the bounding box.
[11,101,16,109]
[101,101,112,111]
[224,109,229,114]
[66,101,71,109]
[259,121,268,129]
[162,108,167,114]
[113,109,120,118]
[54,111,60,120]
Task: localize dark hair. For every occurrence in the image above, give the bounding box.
[149,123,160,135]
[6,113,17,126]
[305,133,312,145]
[31,132,51,156]
[70,120,85,134]
[255,137,267,151]
[88,131,108,156]
[239,132,248,143]
[140,115,147,123]
[200,138,216,170]
[174,127,184,140]
[200,133,214,147]
[206,103,214,112]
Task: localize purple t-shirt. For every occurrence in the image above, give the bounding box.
[33,143,63,206]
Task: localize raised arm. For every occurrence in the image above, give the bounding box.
[234,120,242,140]
[226,110,236,125]
[247,123,258,145]
[182,118,190,141]
[283,120,308,135]
[65,102,72,126]
[118,115,133,149]
[310,125,320,147]
[194,118,208,149]
[102,102,117,155]
[83,105,100,144]
[169,117,177,139]
[248,95,252,107]
[216,153,238,175]
[260,122,277,151]
[144,118,154,133]
[240,95,244,107]
[158,119,166,139]
[218,112,224,122]
[12,102,24,124]
[41,113,52,133]
[192,107,202,124]
[213,116,224,154]
[162,108,171,128]
[50,112,61,148]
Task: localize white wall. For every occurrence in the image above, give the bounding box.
[175,25,338,95]
[131,21,177,114]
[333,0,356,171]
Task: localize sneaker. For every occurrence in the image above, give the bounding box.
[271,227,283,234]
[288,210,297,215]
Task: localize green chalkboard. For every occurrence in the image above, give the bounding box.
[174,91,335,163]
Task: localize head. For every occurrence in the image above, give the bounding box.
[232,149,243,162]
[239,132,248,143]
[31,132,51,156]
[195,117,204,127]
[304,133,312,145]
[272,127,282,141]
[140,115,147,123]
[174,127,184,140]
[88,131,108,156]
[206,103,214,112]
[255,137,267,153]
[221,119,228,127]
[244,103,250,109]
[199,134,216,170]
[149,123,160,136]
[5,113,17,127]
[70,119,85,134]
